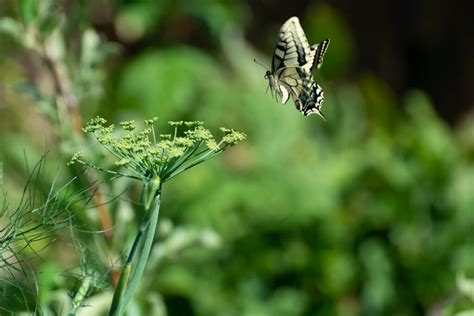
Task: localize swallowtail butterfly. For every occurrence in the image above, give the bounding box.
[261,17,329,118]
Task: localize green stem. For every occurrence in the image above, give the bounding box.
[108,183,162,316]
[167,148,225,181]
[161,140,203,179]
[69,277,92,316]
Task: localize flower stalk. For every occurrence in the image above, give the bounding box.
[109,181,161,316]
[69,116,245,315]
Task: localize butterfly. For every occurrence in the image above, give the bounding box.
[260,16,329,118]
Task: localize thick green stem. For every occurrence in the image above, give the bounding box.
[69,276,92,316]
[108,180,161,316]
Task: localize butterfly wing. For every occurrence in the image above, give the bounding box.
[298,76,325,118]
[266,17,328,118]
[276,67,308,100]
[276,67,325,117]
[269,17,313,104]
[298,39,329,117]
[271,17,313,72]
[308,39,330,71]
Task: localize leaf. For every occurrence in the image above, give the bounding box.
[115,47,221,120]
[81,29,102,67]
[146,293,167,316]
[19,0,38,26]
[0,17,24,43]
[457,272,474,301]
[38,264,61,306]
[12,81,57,120]
[38,12,59,39]
[0,154,3,187]
[455,310,474,316]
[13,81,45,101]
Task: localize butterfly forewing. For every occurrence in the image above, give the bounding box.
[271,17,313,72]
[269,17,313,104]
[310,39,330,70]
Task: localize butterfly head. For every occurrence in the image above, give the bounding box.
[264,70,276,91]
[264,70,272,80]
[253,59,286,103]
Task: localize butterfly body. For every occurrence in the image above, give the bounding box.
[264,17,329,118]
[265,70,290,104]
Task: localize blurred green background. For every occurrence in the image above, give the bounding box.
[1,0,474,315]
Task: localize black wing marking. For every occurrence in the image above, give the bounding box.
[309,39,330,71]
[271,17,313,72]
[276,67,308,100]
[299,78,325,118]
[265,16,328,119]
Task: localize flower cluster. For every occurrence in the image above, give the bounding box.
[69,116,246,182]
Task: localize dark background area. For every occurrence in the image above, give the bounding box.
[246,0,474,124]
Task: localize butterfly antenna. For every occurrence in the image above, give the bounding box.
[253,58,269,70]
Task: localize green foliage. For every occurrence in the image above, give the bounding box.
[0,156,80,313]
[107,12,473,315]
[1,1,473,315]
[113,47,222,120]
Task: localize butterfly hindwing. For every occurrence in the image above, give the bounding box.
[300,80,325,118]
